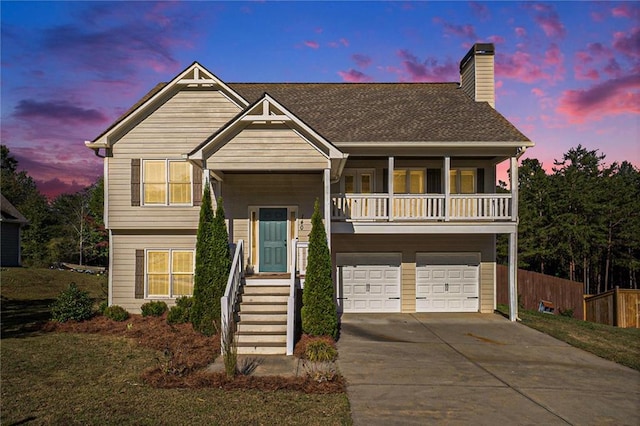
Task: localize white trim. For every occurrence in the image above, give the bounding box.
[108,230,113,306]
[104,158,109,228]
[248,205,298,273]
[331,221,518,234]
[144,248,196,299]
[141,159,193,207]
[324,168,331,250]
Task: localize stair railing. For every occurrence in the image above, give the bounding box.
[221,239,244,354]
[287,238,300,356]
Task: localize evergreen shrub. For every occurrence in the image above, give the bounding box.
[104,305,129,322]
[141,301,168,317]
[50,283,94,322]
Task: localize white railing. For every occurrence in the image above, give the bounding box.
[449,194,512,220]
[331,193,512,221]
[331,194,389,220]
[221,239,244,354]
[296,241,309,276]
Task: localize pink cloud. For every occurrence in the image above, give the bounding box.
[340,38,349,47]
[495,51,550,83]
[487,35,505,44]
[612,4,640,19]
[338,69,373,82]
[515,27,527,37]
[395,49,458,82]
[304,40,319,49]
[315,27,323,34]
[591,11,605,22]
[328,38,349,48]
[557,73,640,123]
[543,43,565,80]
[613,27,640,59]
[528,3,566,39]
[352,53,372,68]
[433,17,477,40]
[531,88,545,97]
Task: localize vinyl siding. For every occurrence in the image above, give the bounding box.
[461,55,494,107]
[111,232,196,313]
[332,234,495,313]
[208,127,329,171]
[108,89,241,230]
[221,173,324,269]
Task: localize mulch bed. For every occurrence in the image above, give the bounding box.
[44,315,345,394]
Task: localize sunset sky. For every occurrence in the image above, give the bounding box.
[1,1,638,199]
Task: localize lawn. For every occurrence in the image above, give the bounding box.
[497,304,640,371]
[0,268,352,425]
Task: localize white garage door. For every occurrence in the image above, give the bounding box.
[416,253,480,312]
[337,253,401,313]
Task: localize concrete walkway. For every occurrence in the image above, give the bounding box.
[337,313,640,425]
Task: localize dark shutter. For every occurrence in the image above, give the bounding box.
[131,159,141,206]
[193,166,202,206]
[476,168,485,193]
[427,169,442,194]
[135,249,144,299]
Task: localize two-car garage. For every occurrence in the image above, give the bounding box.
[336,252,481,314]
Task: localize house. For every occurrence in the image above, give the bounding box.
[86,43,532,355]
[0,193,29,267]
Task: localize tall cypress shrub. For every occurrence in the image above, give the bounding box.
[191,181,216,336]
[301,199,338,338]
[211,196,231,328]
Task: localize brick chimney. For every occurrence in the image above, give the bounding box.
[459,43,495,108]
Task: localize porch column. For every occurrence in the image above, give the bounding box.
[388,156,394,221]
[324,168,331,249]
[508,230,518,321]
[510,157,518,221]
[444,156,451,221]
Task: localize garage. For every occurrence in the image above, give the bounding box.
[416,253,480,312]
[336,253,401,313]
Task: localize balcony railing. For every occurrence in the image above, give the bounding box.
[331,193,512,222]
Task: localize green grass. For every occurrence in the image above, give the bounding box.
[0,267,352,425]
[497,304,640,371]
[1,333,351,425]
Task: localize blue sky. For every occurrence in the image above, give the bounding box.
[1,1,638,198]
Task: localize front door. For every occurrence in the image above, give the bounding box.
[259,208,288,272]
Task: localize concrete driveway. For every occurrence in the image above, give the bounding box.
[337,313,640,425]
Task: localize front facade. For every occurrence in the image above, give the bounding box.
[87,44,531,329]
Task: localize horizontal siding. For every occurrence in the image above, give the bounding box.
[480,262,495,313]
[108,89,241,229]
[209,128,328,170]
[332,234,495,313]
[111,232,196,313]
[107,157,201,229]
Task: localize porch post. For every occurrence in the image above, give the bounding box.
[444,156,451,222]
[510,157,518,221]
[508,230,518,321]
[388,156,394,221]
[324,168,331,249]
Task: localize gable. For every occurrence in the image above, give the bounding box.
[208,125,328,171]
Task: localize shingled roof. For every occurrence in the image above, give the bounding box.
[0,194,28,225]
[229,83,531,143]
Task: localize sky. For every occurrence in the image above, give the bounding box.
[1,1,638,199]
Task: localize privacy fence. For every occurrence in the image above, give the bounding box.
[584,287,640,328]
[496,265,584,320]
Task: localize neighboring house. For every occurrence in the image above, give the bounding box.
[0,193,29,267]
[86,43,532,354]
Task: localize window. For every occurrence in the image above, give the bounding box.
[342,169,374,193]
[143,160,192,205]
[146,249,194,297]
[450,169,476,194]
[393,169,425,194]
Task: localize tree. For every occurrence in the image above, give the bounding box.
[211,196,231,328]
[191,180,217,336]
[301,199,338,338]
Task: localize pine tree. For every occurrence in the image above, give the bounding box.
[191,180,217,336]
[301,199,338,338]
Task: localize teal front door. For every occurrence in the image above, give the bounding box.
[259,208,288,272]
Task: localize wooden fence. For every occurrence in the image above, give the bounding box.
[584,287,640,328]
[496,265,584,320]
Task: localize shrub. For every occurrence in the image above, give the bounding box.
[97,300,108,315]
[559,307,575,318]
[301,199,338,338]
[50,283,94,322]
[141,301,168,317]
[294,334,337,359]
[104,305,129,322]
[301,360,338,383]
[167,296,194,324]
[306,339,338,362]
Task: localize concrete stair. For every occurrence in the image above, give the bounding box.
[236,282,289,355]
